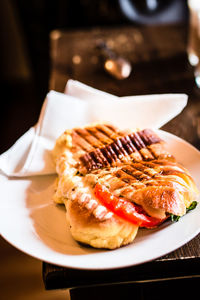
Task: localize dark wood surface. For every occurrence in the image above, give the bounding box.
[49,24,200,148]
[43,24,200,291]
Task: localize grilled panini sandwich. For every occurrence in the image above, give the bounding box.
[52,123,199,249]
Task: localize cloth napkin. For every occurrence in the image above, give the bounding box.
[0,80,188,177]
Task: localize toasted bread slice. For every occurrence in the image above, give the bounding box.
[52,123,199,249]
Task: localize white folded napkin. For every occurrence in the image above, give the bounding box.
[0,91,90,177]
[66,80,188,130]
[0,80,187,177]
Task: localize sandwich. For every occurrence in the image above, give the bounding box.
[52,123,199,249]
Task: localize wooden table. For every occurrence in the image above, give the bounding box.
[43,24,200,299]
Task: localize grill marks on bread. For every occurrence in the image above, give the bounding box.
[88,160,192,215]
[97,161,175,194]
[97,160,190,192]
[71,125,170,173]
[53,123,199,227]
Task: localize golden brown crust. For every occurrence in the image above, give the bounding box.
[52,123,199,249]
[66,199,138,249]
[132,186,186,216]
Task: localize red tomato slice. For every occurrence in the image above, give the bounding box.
[94,183,165,228]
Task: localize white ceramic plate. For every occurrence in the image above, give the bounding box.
[0,130,200,270]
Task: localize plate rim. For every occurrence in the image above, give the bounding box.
[1,129,200,270]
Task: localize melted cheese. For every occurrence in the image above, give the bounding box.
[142,203,166,219]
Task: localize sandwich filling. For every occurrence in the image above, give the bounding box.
[52,123,199,248]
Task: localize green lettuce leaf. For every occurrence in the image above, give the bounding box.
[170,201,198,222]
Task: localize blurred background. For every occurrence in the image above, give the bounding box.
[0,0,188,154]
[0,0,193,299]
